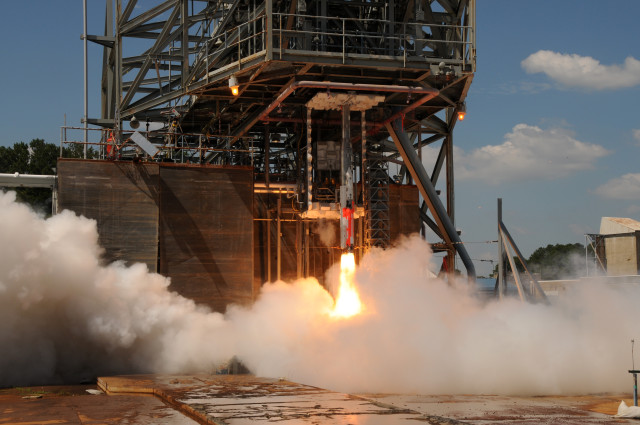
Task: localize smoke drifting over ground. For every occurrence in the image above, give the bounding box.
[1,190,638,395]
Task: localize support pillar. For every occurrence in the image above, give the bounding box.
[386,117,476,281]
[277,195,282,281]
[497,198,505,298]
[306,108,313,210]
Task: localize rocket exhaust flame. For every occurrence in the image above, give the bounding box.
[330,252,362,318]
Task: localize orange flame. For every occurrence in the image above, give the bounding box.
[330,252,362,318]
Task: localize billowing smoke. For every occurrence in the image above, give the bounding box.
[0,191,233,386]
[0,190,637,395]
[313,219,337,247]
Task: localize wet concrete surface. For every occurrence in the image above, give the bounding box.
[1,375,637,424]
[358,393,636,424]
[98,374,446,424]
[0,384,198,424]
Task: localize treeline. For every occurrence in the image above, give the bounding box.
[494,243,585,280]
[0,139,93,213]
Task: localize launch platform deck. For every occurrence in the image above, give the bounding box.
[0,374,634,424]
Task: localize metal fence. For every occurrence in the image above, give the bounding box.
[59,126,254,166]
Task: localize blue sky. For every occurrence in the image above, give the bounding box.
[1,1,639,276]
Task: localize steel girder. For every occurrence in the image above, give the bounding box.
[91,0,477,277]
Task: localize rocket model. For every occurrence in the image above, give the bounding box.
[340,106,354,252]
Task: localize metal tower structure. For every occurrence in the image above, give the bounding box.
[86,0,477,279]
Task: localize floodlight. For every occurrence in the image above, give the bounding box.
[457,102,466,121]
[229,75,239,96]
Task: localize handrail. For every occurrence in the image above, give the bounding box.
[191,10,475,84]
[59,126,254,166]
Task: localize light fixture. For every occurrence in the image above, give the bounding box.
[130,115,140,129]
[457,102,466,121]
[229,75,239,96]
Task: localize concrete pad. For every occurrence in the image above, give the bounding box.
[5,376,635,424]
[98,374,464,424]
[358,394,636,424]
[0,385,199,425]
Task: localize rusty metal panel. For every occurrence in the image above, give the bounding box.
[389,184,420,242]
[56,159,160,272]
[158,165,253,313]
[253,193,300,287]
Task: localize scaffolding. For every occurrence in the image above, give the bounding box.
[84,0,477,278]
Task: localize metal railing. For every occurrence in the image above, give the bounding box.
[273,13,475,68]
[59,126,254,167]
[191,10,475,84]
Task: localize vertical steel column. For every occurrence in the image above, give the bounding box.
[181,0,189,87]
[101,0,115,126]
[277,195,282,281]
[635,230,640,275]
[267,201,272,282]
[446,109,456,273]
[83,0,88,159]
[320,0,327,50]
[115,0,123,143]
[388,0,395,55]
[632,370,639,406]
[296,218,302,279]
[497,198,505,298]
[306,108,313,210]
[265,123,270,189]
[266,0,273,60]
[361,110,367,253]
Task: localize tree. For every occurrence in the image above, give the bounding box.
[491,256,525,277]
[491,243,584,280]
[528,243,584,280]
[0,139,96,214]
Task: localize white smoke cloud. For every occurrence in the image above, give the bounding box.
[595,173,640,200]
[456,124,609,185]
[522,50,640,90]
[313,219,337,247]
[0,191,233,386]
[1,191,639,395]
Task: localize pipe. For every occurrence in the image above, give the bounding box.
[386,118,476,282]
[0,173,57,188]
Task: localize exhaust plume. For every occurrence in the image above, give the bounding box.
[0,191,637,395]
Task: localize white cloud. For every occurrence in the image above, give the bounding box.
[595,174,640,200]
[455,124,610,185]
[521,50,640,90]
[633,129,640,144]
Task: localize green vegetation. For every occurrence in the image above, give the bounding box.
[528,243,584,280]
[0,139,96,214]
[493,243,585,280]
